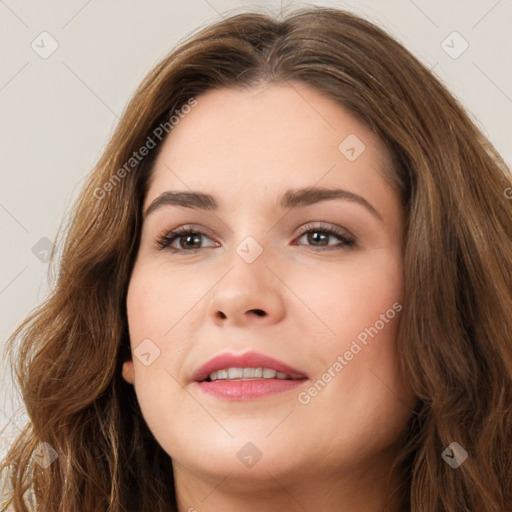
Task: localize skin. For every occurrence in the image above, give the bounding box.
[123,81,417,512]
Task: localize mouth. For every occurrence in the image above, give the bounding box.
[191,350,308,383]
[191,351,308,400]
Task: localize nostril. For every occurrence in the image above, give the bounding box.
[252,309,265,316]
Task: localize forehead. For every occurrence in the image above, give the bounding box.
[144,82,395,211]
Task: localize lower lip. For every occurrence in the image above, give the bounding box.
[195,378,308,400]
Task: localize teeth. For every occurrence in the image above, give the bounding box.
[244,367,262,378]
[216,369,228,379]
[228,368,243,379]
[208,367,291,381]
[263,368,276,378]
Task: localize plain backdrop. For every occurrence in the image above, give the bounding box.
[1,0,511,456]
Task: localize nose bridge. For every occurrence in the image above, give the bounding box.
[207,234,286,326]
[221,203,271,273]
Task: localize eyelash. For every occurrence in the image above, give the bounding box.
[154,222,356,253]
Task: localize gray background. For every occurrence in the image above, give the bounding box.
[1,0,511,456]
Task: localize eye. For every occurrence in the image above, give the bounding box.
[294,222,356,250]
[155,226,218,252]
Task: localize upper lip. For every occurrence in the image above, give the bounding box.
[191,350,308,382]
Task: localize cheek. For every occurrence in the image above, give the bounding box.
[125,267,171,391]
[126,262,191,342]
[292,248,404,344]
[125,269,191,430]
[126,271,160,341]
[125,261,204,393]
[291,248,409,421]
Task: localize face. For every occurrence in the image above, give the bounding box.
[124,82,416,501]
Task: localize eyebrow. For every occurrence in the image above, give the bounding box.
[143,187,383,221]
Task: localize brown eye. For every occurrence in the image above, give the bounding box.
[156,228,217,252]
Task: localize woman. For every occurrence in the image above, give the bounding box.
[2,6,511,512]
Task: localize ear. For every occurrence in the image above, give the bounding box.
[122,360,135,385]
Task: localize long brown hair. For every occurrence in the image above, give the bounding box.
[2,6,511,511]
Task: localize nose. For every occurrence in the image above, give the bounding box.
[207,252,286,328]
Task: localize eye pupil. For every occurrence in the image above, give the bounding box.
[308,231,328,246]
[181,233,201,249]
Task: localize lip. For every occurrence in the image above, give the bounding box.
[190,350,308,383]
[195,379,308,401]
